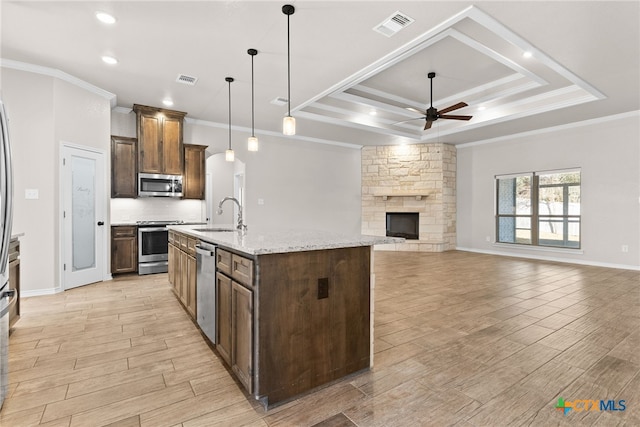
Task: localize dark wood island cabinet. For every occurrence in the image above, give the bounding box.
[167,226,399,408]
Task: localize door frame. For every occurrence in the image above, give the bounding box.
[59,141,111,291]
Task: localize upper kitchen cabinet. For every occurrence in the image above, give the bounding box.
[133,104,186,176]
[111,136,137,198]
[183,144,206,200]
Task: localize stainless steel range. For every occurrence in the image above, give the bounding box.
[137,220,183,275]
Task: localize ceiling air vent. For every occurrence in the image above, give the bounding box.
[270,97,288,106]
[373,11,414,37]
[176,74,198,86]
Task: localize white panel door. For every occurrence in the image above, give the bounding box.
[61,145,106,289]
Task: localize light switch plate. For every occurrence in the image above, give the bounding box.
[25,189,39,200]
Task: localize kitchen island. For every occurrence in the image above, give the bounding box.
[168,225,400,408]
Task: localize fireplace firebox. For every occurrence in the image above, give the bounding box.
[386,212,419,240]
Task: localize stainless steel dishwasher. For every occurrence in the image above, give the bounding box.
[195,241,217,344]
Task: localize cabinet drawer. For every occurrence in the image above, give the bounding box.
[231,254,253,288]
[168,231,176,245]
[187,237,197,256]
[112,226,137,238]
[179,234,188,251]
[217,249,232,276]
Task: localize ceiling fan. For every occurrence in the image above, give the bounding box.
[404,72,473,130]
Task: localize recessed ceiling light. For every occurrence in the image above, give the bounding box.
[162,99,174,107]
[522,51,533,58]
[101,55,118,65]
[478,105,486,111]
[369,110,377,116]
[95,11,116,24]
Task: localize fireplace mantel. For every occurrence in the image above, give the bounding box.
[371,191,430,201]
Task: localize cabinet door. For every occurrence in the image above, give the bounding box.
[183,145,206,199]
[111,235,137,274]
[232,281,253,394]
[179,250,188,306]
[111,136,137,198]
[162,116,183,175]
[168,243,175,287]
[186,254,197,319]
[138,112,162,174]
[216,272,232,365]
[173,245,181,296]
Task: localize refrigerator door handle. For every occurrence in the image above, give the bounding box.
[0,101,14,277]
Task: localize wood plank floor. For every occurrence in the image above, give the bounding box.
[2,251,639,426]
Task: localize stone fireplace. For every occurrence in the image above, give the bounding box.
[361,143,456,252]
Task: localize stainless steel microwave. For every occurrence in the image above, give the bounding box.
[138,173,183,197]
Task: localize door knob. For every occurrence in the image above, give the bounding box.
[97,221,105,226]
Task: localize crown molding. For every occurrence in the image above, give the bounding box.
[457,110,640,149]
[1,58,117,108]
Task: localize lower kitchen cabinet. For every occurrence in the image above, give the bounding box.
[232,281,253,394]
[186,253,197,318]
[111,226,138,274]
[216,248,254,394]
[216,272,232,365]
[168,230,197,321]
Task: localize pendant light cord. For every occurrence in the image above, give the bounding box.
[287,12,291,117]
[251,54,255,137]
[228,79,232,150]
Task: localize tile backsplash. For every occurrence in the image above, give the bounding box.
[111,198,205,224]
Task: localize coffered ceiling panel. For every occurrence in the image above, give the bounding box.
[1,1,637,147]
[295,6,606,142]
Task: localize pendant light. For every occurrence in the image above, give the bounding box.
[225,77,235,162]
[282,4,295,135]
[247,49,259,152]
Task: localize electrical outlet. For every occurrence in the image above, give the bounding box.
[318,278,329,299]
[622,245,629,253]
[485,236,491,242]
[258,198,265,205]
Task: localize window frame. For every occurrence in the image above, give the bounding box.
[495,168,581,249]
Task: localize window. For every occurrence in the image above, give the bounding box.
[496,169,580,249]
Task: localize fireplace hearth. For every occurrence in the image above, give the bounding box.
[386,212,419,240]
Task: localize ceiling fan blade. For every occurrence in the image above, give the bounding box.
[439,114,472,121]
[392,117,426,125]
[424,120,433,130]
[438,102,468,115]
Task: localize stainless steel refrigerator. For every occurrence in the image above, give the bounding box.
[0,97,15,410]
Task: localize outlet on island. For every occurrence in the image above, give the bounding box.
[318,277,329,299]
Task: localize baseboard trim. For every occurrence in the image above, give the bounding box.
[456,246,640,271]
[21,287,63,297]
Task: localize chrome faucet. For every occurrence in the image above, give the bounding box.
[218,196,246,231]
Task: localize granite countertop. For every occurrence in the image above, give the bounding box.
[11,232,25,240]
[168,224,403,255]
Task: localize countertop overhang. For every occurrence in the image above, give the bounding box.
[168,225,403,255]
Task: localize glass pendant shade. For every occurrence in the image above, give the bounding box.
[283,115,296,136]
[247,136,259,152]
[225,149,235,162]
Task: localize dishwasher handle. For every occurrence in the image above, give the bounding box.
[195,245,215,257]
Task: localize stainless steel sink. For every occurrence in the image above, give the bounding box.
[192,228,237,233]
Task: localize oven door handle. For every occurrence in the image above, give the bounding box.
[138,227,168,233]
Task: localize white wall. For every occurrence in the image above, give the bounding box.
[457,113,640,270]
[1,67,112,294]
[112,110,363,234]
